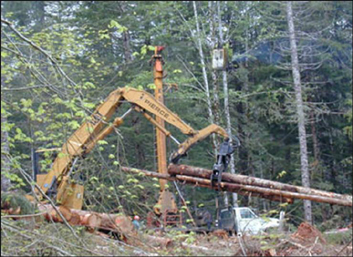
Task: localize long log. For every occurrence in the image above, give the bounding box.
[175,175,352,206]
[176,176,293,203]
[121,166,352,206]
[120,167,291,202]
[168,164,352,203]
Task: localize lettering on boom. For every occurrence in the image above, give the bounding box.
[144,99,169,119]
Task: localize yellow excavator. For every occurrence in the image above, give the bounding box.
[29,86,231,208]
[28,47,238,227]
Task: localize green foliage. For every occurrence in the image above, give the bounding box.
[108,20,128,33]
[2,172,26,188]
[1,1,351,232]
[324,229,352,245]
[1,192,35,215]
[1,220,142,256]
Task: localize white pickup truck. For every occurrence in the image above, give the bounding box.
[216,207,283,235]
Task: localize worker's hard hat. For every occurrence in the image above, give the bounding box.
[134,215,140,220]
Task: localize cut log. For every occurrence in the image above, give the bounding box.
[83,213,102,229]
[100,213,134,235]
[121,166,352,206]
[121,166,293,203]
[69,212,81,225]
[55,206,72,222]
[174,175,352,206]
[168,164,352,203]
[175,176,293,203]
[37,204,135,240]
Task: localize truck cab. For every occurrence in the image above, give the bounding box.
[218,207,282,235]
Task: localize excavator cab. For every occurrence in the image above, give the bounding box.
[31,149,85,210]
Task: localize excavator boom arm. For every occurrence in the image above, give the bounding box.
[170,124,229,163]
[37,89,125,196]
[120,87,196,135]
[34,86,230,210]
[36,87,196,195]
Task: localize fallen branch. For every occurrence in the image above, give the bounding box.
[336,241,353,256]
[144,235,173,248]
[1,221,75,256]
[180,242,209,252]
[1,212,47,219]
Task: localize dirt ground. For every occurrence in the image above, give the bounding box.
[2,217,352,256]
[127,222,353,256]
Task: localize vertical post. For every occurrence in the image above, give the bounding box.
[32,149,39,181]
[278,211,285,233]
[153,46,167,191]
[151,46,178,218]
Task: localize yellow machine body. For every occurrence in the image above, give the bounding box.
[29,52,229,214]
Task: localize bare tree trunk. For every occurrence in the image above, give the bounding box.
[217,1,238,207]
[131,114,145,167]
[309,106,320,165]
[193,2,228,207]
[118,2,133,64]
[209,1,221,153]
[286,1,312,224]
[193,1,215,132]
[123,30,132,63]
[309,104,321,187]
[208,0,225,209]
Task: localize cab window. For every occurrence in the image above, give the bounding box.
[240,209,256,219]
[220,210,233,219]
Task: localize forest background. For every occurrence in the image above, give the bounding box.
[1,1,352,231]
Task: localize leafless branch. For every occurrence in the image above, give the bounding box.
[4,153,83,243]
[176,54,205,91]
[1,19,77,87]
[1,84,49,91]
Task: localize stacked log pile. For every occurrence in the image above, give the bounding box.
[121,164,352,207]
[3,203,173,247]
[37,204,135,242]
